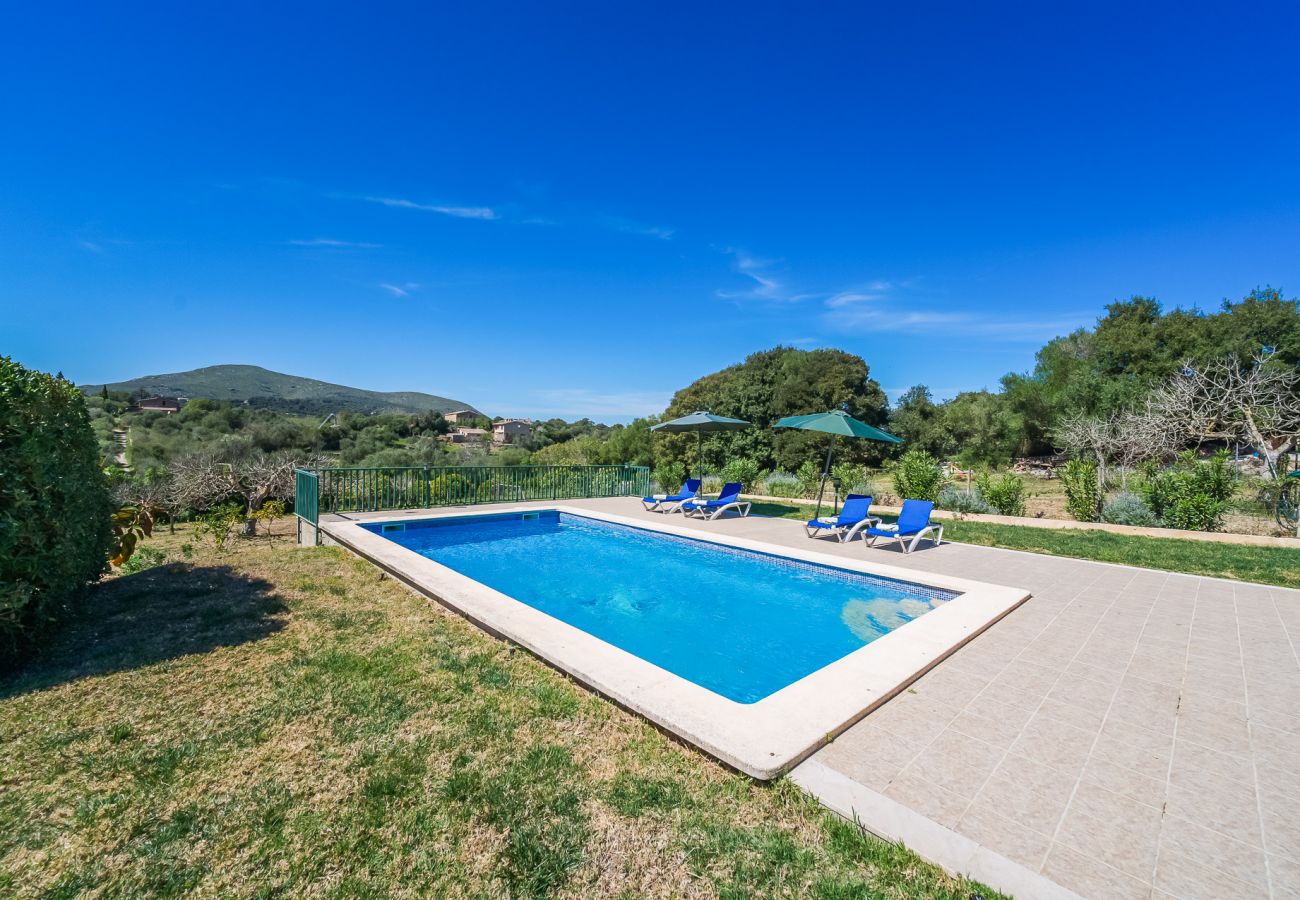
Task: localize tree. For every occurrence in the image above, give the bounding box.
[1150,352,1300,478]
[656,347,889,473]
[170,449,326,534]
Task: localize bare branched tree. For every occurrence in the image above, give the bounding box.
[1150,353,1300,477]
[1055,405,1180,489]
[170,450,328,534]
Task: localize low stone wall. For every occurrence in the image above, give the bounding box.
[741,494,1300,550]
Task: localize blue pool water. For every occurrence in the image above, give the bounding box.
[364,511,957,703]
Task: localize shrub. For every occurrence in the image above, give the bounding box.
[937,485,992,515]
[1061,458,1102,522]
[652,461,686,495]
[760,471,803,498]
[0,357,114,654]
[1137,451,1238,532]
[795,460,824,498]
[889,450,945,502]
[1101,492,1160,527]
[831,462,870,495]
[119,544,168,575]
[976,472,1028,517]
[197,502,244,553]
[719,457,761,491]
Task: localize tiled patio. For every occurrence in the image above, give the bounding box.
[329,499,1300,899]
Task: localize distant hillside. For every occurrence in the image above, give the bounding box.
[81,364,482,417]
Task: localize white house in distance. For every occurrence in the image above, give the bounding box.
[493,419,532,444]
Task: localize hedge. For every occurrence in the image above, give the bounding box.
[0,357,114,657]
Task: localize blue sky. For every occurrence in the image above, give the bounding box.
[3,3,1298,421]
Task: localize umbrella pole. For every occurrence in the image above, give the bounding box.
[697,431,703,487]
[814,438,836,519]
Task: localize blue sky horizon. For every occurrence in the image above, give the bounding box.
[3,3,1298,422]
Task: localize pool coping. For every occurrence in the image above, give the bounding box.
[322,504,1031,780]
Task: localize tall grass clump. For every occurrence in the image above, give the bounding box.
[1,356,114,656]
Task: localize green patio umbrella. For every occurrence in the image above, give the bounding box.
[650,411,751,484]
[773,409,902,519]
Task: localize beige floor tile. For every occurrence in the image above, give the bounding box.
[1162,814,1271,891]
[1266,851,1300,899]
[1097,712,1180,764]
[1056,783,1162,880]
[956,800,1052,871]
[1010,712,1096,775]
[1153,847,1269,900]
[1041,843,1151,900]
[1166,765,1263,848]
[1260,793,1300,858]
[946,707,1024,748]
[898,728,1003,798]
[1172,738,1255,787]
[970,753,1076,836]
[882,769,969,830]
[1081,756,1167,809]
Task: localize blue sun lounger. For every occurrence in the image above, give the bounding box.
[682,482,751,520]
[642,478,703,513]
[804,494,879,541]
[864,499,944,553]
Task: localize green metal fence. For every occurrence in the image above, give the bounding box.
[293,465,650,535]
[295,468,319,529]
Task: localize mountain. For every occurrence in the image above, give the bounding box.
[81,364,482,417]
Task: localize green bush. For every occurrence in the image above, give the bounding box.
[196,502,244,553]
[0,356,114,654]
[1061,458,1102,522]
[719,457,760,490]
[889,450,945,502]
[119,544,168,575]
[1101,491,1160,527]
[795,460,824,498]
[831,462,870,495]
[652,461,686,494]
[975,472,1028,517]
[1137,451,1238,532]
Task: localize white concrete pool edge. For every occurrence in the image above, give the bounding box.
[321,505,1030,780]
[790,758,1086,900]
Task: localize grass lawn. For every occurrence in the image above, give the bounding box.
[748,500,1300,589]
[0,525,997,899]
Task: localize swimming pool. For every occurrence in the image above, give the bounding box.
[328,503,1028,778]
[363,511,957,703]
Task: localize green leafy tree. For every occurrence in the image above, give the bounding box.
[655,347,889,474]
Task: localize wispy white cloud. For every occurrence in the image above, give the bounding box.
[604,216,675,240]
[379,281,420,297]
[78,239,106,254]
[290,237,382,248]
[365,196,497,220]
[715,250,798,301]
